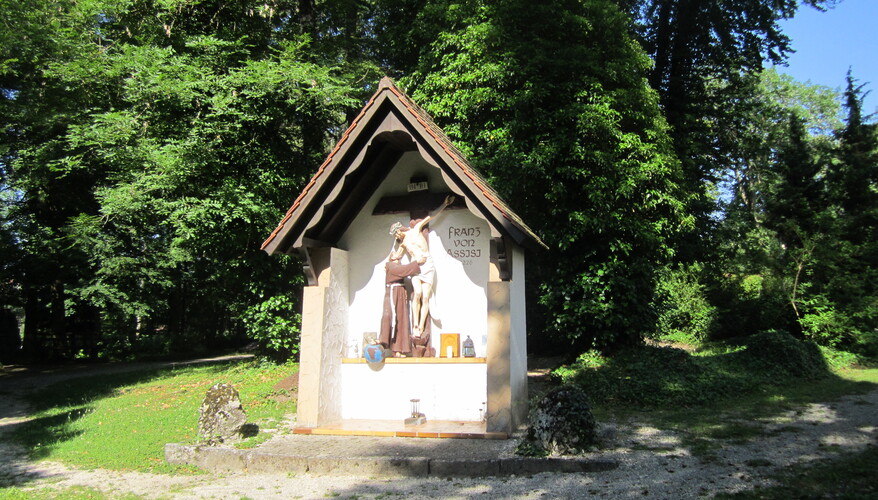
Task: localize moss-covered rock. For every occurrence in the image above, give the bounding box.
[517,385,597,456]
[198,383,249,445]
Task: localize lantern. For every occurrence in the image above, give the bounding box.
[462,335,476,357]
[405,398,426,426]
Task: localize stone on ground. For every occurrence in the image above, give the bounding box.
[519,384,597,456]
[198,383,249,444]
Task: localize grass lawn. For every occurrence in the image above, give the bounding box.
[0,485,139,500]
[5,358,298,475]
[611,366,878,429]
[2,345,876,499]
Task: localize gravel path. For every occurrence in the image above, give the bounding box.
[2,361,876,499]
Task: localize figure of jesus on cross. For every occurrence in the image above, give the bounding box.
[388,195,455,337]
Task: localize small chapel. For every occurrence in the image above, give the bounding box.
[262,77,545,437]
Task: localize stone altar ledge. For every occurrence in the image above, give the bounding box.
[341,357,486,364]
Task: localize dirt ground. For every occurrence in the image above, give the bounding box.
[1,358,877,499]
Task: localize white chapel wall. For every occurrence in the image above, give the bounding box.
[337,150,494,422]
[340,151,491,357]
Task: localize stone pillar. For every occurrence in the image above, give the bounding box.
[295,247,349,428]
[486,243,528,434]
[508,246,529,427]
[486,280,512,433]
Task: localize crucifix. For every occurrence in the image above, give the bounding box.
[373,187,462,343]
[388,194,455,336]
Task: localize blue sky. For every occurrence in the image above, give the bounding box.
[777,0,878,115]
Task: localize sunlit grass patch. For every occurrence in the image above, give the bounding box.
[836,367,878,384]
[9,359,298,473]
[0,485,140,499]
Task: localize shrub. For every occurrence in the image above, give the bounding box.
[651,263,716,344]
[710,272,797,341]
[554,333,832,410]
[241,295,301,362]
[799,294,855,348]
[556,344,735,407]
[732,330,829,380]
[552,349,607,380]
[818,345,863,370]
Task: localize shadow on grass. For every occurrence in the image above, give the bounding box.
[716,445,878,499]
[566,334,875,409]
[559,334,878,459]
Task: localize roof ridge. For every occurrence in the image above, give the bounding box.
[262,77,546,254]
[384,83,545,249]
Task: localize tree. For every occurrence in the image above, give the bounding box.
[711,69,878,352]
[1,0,363,360]
[382,0,692,349]
[831,71,878,239]
[764,115,825,322]
[801,71,878,350]
[709,70,841,340]
[619,0,835,259]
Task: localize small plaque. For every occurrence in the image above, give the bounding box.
[407,181,428,192]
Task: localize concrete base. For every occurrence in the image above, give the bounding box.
[404,415,427,426]
[165,436,618,477]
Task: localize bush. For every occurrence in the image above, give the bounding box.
[799,294,855,348]
[241,295,301,362]
[732,330,829,380]
[651,263,716,344]
[818,345,864,370]
[555,344,734,407]
[709,272,798,341]
[553,332,832,410]
[552,349,607,380]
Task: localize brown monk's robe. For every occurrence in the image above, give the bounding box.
[379,260,433,356]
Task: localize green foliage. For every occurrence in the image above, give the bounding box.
[556,344,720,407]
[621,1,835,257]
[394,0,692,349]
[0,486,132,500]
[556,332,831,408]
[709,71,847,345]
[798,293,855,348]
[818,345,866,371]
[650,263,716,344]
[513,438,550,458]
[1,0,368,361]
[3,0,877,363]
[729,330,828,380]
[551,349,606,380]
[242,295,301,362]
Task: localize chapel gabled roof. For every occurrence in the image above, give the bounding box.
[261,77,546,255]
